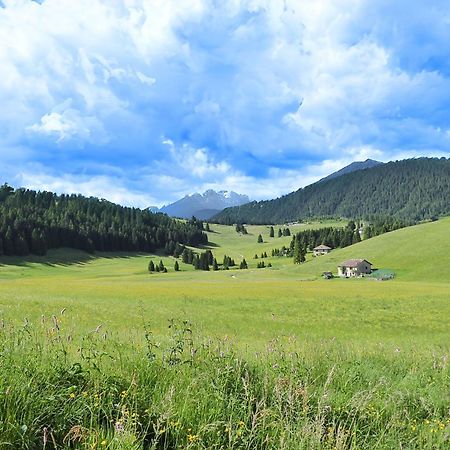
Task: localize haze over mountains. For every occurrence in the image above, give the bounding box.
[155,190,250,219]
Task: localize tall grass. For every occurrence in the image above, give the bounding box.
[0,314,449,449]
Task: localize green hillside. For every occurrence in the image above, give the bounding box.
[213,157,450,224]
[292,217,450,282]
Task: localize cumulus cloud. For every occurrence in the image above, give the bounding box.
[0,0,449,205]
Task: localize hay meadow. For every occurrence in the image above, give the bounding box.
[0,219,449,449]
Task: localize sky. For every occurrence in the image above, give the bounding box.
[1,0,450,207]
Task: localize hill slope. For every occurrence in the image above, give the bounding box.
[293,217,450,282]
[213,158,450,224]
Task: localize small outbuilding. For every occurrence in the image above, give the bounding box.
[313,244,332,256]
[338,259,372,277]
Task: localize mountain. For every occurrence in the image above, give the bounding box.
[212,157,450,224]
[320,159,383,182]
[159,190,250,219]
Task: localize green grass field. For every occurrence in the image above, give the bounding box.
[0,218,449,448]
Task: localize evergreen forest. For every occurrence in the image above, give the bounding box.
[0,185,208,257]
[213,158,450,224]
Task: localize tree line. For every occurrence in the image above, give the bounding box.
[0,184,208,257]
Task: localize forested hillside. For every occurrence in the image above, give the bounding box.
[213,158,450,224]
[0,185,207,257]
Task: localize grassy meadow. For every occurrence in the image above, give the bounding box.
[0,218,449,449]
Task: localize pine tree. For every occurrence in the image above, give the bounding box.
[239,259,248,269]
[269,226,274,238]
[278,228,282,238]
[148,260,155,272]
[14,234,29,256]
[293,236,301,264]
[193,254,200,270]
[212,258,218,271]
[257,234,263,243]
[205,223,211,232]
[174,260,180,271]
[158,260,165,272]
[3,227,14,256]
[31,229,47,256]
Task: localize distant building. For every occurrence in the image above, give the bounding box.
[338,259,372,277]
[313,244,332,256]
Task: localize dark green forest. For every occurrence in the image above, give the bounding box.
[213,158,450,224]
[0,185,207,257]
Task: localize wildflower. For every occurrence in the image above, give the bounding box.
[237,430,242,437]
[101,439,107,446]
[115,421,125,433]
[187,434,198,443]
[69,393,76,399]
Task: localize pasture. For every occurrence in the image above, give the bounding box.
[0,218,449,448]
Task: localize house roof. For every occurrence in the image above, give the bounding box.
[338,258,372,268]
[313,244,332,250]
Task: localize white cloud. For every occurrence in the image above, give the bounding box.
[27,106,107,144]
[162,139,231,178]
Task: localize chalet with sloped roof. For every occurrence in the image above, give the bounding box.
[338,259,372,277]
[313,244,332,256]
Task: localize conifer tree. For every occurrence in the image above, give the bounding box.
[158,260,165,272]
[212,258,218,271]
[293,236,302,264]
[257,234,263,243]
[193,254,200,270]
[148,260,155,272]
[174,260,180,271]
[278,228,282,238]
[269,226,274,238]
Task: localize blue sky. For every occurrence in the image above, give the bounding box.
[1,0,449,207]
